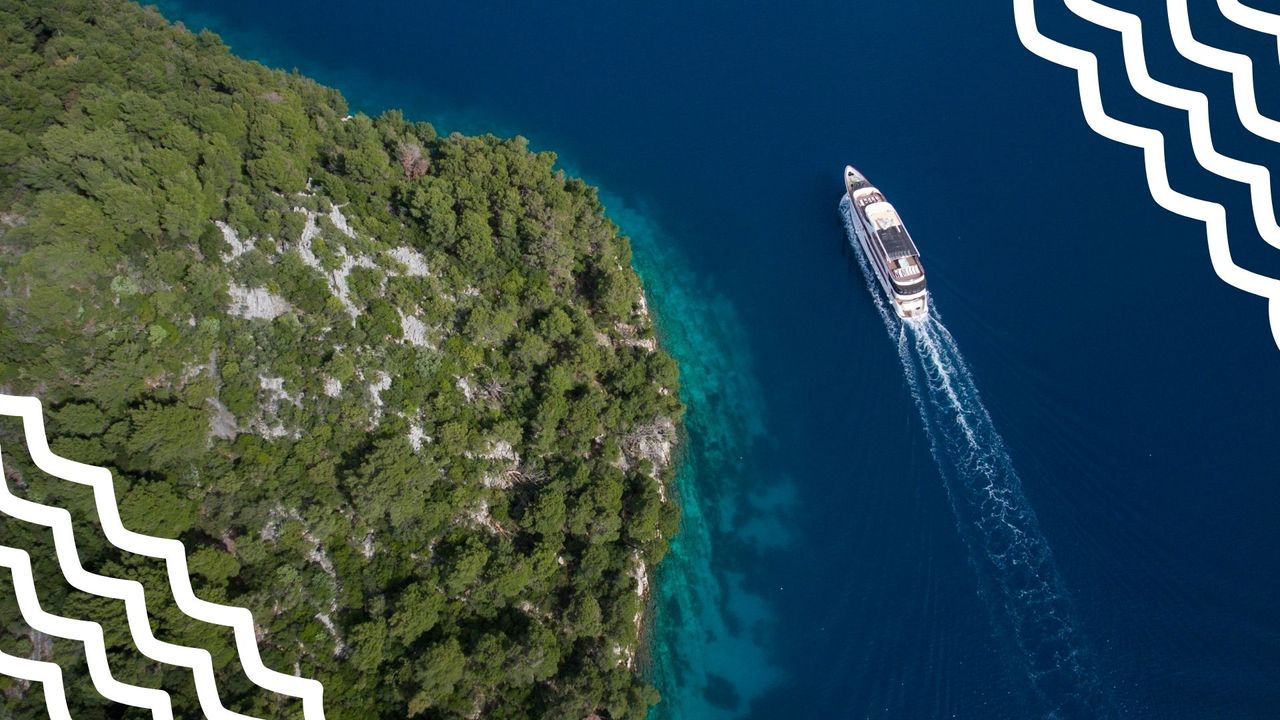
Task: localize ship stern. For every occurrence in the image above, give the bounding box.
[895,294,929,319]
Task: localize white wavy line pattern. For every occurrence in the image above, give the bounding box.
[1168,1,1280,143]
[0,448,257,719]
[0,394,325,718]
[0,620,73,720]
[0,4,1275,715]
[0,544,173,719]
[1217,0,1280,64]
[1014,0,1280,348]
[1063,0,1280,251]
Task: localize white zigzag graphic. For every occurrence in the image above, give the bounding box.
[0,394,326,718]
[0,465,261,719]
[0,651,71,720]
[1217,0,1280,64]
[1014,0,1280,349]
[0,543,173,719]
[1168,0,1280,143]
[0,429,261,719]
[0,616,73,720]
[1063,0,1280,251]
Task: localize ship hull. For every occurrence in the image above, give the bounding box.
[843,168,929,319]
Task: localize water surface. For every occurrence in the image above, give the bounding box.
[156,1,1280,717]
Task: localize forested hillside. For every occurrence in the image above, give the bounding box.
[0,1,682,717]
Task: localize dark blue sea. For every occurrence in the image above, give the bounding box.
[154,0,1280,717]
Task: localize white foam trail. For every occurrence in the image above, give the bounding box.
[0,543,173,719]
[0,625,73,720]
[1217,0,1280,64]
[0,394,319,719]
[841,198,1106,717]
[1013,0,1280,349]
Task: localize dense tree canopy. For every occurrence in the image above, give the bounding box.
[0,1,682,718]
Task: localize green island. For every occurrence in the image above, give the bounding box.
[0,0,683,718]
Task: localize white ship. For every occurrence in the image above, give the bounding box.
[844,166,929,319]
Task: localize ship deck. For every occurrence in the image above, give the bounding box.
[876,225,920,261]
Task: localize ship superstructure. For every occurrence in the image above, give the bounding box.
[844,166,928,318]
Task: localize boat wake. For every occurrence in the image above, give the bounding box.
[840,197,1107,718]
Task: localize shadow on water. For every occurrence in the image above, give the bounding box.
[840,197,1108,720]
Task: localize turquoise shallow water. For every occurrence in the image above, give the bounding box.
[155,1,800,711]
[616,200,789,718]
[155,1,1280,717]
